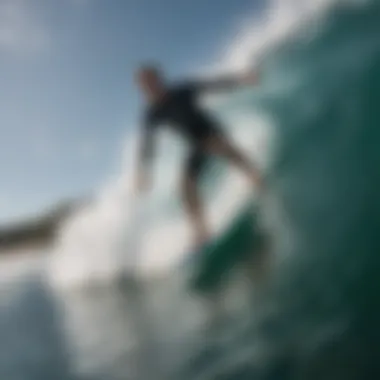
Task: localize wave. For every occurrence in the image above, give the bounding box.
[48,0,362,289]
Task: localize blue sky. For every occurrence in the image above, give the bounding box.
[0,0,264,223]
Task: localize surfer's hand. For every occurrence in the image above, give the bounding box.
[135,172,151,194]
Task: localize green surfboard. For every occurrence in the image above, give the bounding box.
[189,201,266,293]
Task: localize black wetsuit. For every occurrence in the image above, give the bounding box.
[141,81,230,178]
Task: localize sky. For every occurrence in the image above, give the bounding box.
[0,0,267,224]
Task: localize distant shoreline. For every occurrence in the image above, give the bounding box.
[0,198,86,254]
[0,241,52,257]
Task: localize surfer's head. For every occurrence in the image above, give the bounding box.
[136,63,166,101]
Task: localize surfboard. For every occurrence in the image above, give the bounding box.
[189,201,266,293]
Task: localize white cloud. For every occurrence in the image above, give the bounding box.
[0,0,49,53]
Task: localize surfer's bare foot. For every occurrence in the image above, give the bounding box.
[194,230,210,251]
[250,171,263,191]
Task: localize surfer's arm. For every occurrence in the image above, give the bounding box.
[136,117,156,193]
[189,71,259,94]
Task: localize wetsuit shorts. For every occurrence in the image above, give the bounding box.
[185,124,224,179]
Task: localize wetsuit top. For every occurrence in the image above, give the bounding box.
[139,78,238,164]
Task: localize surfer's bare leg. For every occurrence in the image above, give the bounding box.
[181,173,209,246]
[204,135,263,192]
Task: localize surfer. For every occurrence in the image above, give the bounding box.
[134,63,263,248]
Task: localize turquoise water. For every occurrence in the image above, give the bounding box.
[2,1,380,379]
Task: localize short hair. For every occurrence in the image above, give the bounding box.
[137,62,161,77]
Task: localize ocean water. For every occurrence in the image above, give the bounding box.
[2,0,380,379]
